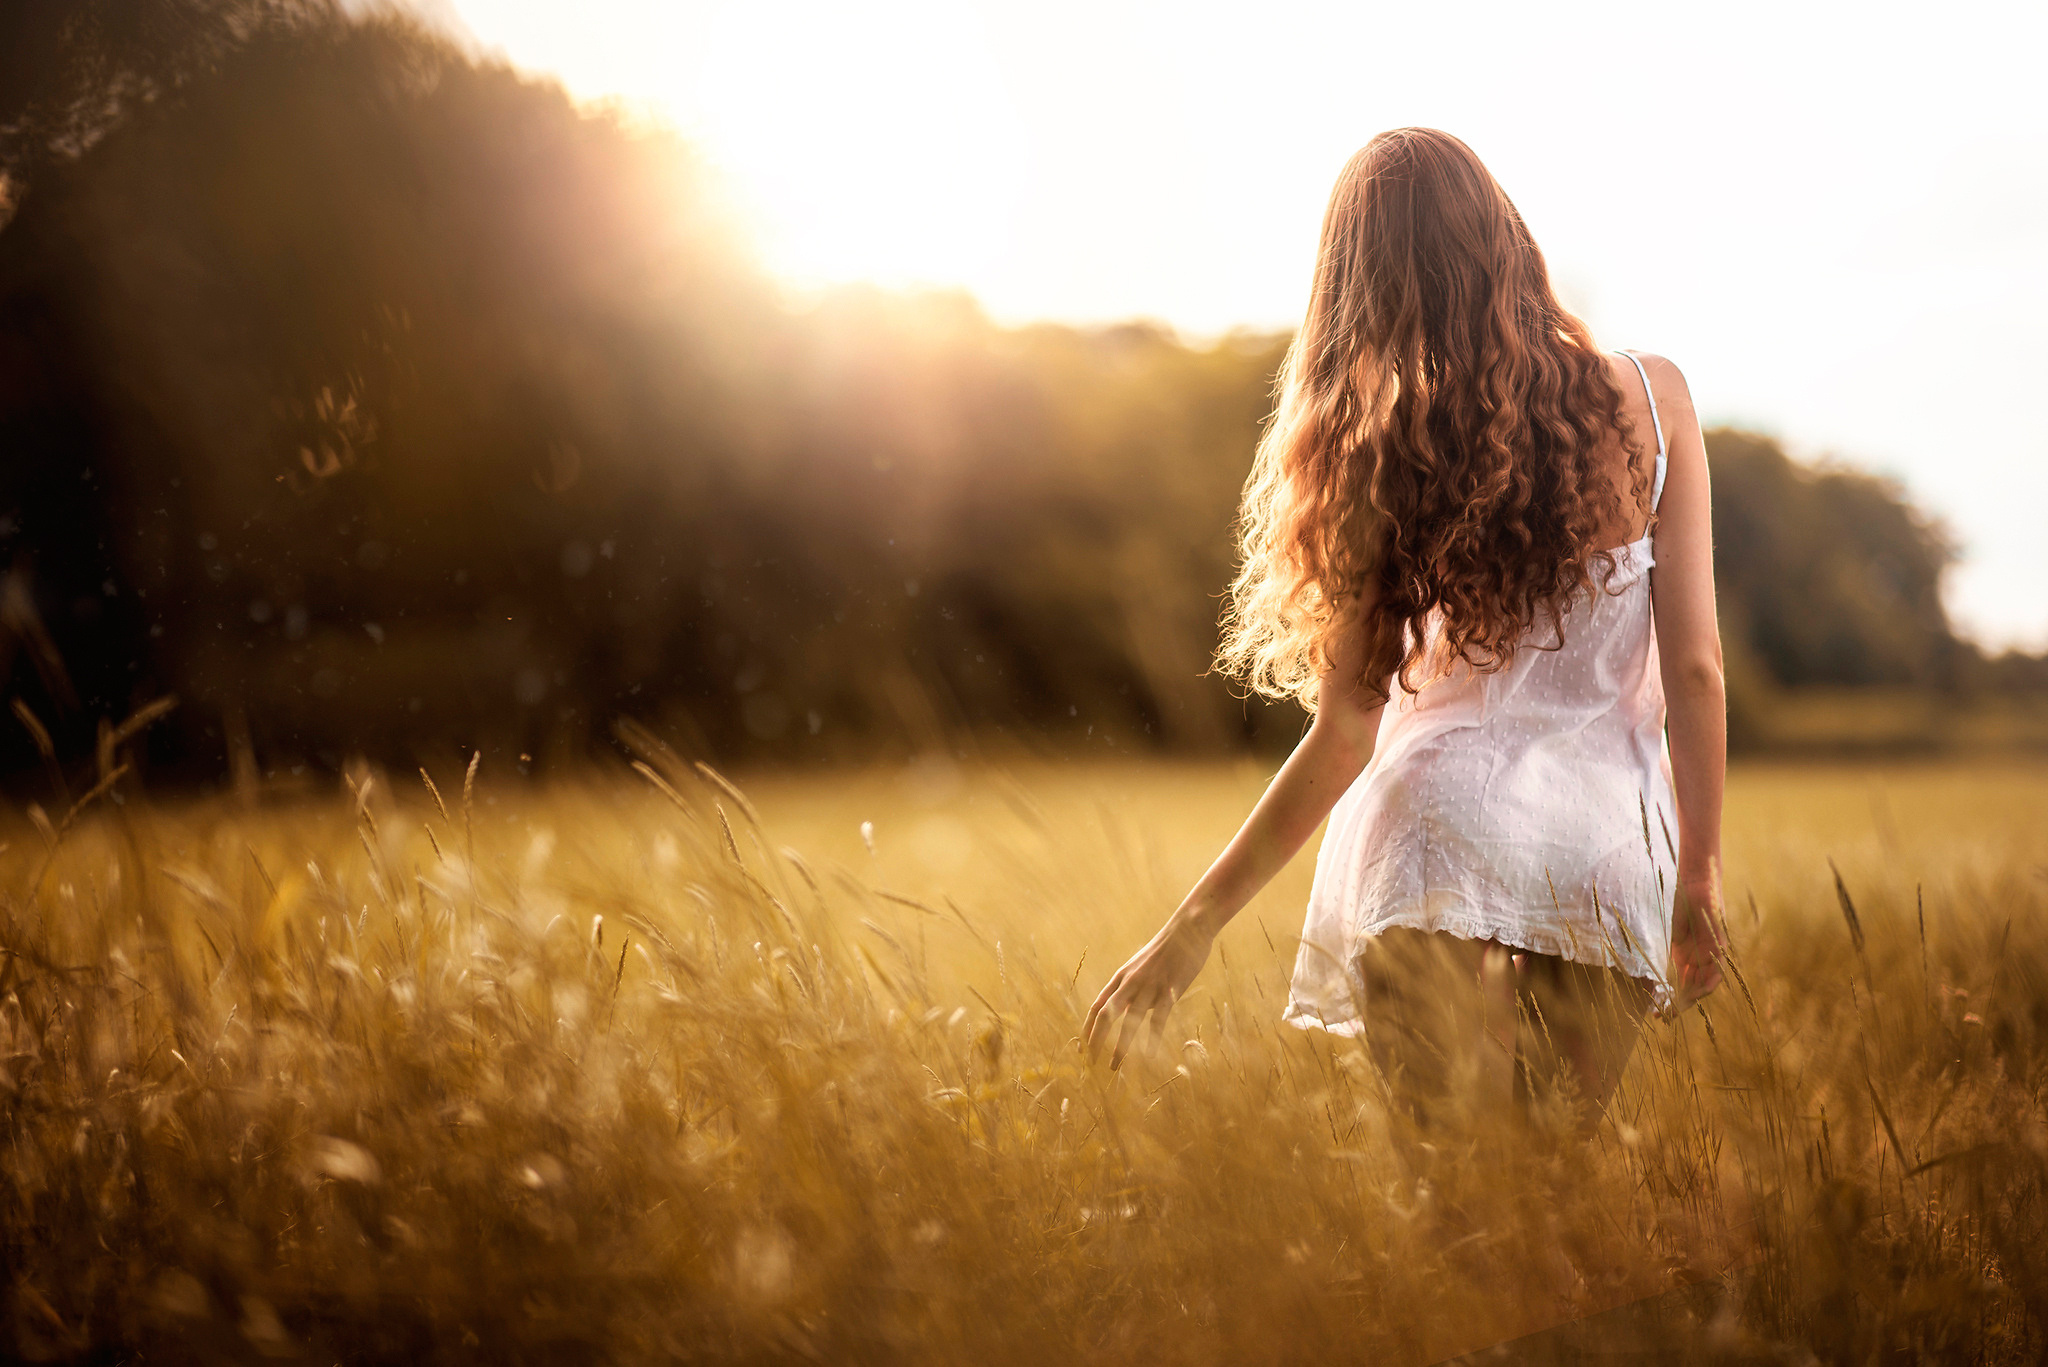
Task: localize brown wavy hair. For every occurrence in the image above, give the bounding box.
[1217,128,1649,706]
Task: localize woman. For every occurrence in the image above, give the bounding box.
[1084,129,1727,1129]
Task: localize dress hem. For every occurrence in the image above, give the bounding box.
[1285,909,1675,1038]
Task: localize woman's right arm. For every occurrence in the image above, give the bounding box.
[1082,606,1385,1066]
[1644,355,1729,1007]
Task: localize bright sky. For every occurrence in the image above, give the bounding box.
[433,0,2048,648]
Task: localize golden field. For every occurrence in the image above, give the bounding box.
[2,739,2044,1363]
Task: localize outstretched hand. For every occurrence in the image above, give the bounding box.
[1667,872,1727,1014]
[1084,914,1214,1070]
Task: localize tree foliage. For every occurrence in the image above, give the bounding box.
[1707,430,1958,690]
[0,0,329,199]
[0,8,2019,781]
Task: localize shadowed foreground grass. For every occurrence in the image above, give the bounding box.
[2,740,2044,1363]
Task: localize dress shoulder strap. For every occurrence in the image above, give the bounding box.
[1614,350,1668,511]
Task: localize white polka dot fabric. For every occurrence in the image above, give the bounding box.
[1286,353,1679,1034]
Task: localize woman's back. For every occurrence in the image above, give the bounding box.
[1086,129,1726,1100]
[1285,352,1679,1033]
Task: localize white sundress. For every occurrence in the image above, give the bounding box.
[1284,351,1679,1035]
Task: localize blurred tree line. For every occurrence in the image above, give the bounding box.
[0,3,2037,785]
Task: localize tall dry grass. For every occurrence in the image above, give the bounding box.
[1,728,2044,1362]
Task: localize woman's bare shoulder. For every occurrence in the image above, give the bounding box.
[1613,351,1695,417]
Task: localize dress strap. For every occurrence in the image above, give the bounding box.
[1614,350,1668,511]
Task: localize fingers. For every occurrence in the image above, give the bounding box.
[1143,986,1178,1057]
[1084,958,1180,1070]
[1084,968,1126,1056]
[1669,949,1724,1014]
[1084,995,1109,1061]
[1087,969,1121,1023]
[1108,990,1149,1070]
[1111,987,1174,1070]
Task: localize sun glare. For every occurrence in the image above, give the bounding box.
[448,0,2048,647]
[441,1,1031,292]
[653,3,1029,293]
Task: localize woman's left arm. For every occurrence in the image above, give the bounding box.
[1083,617,1384,1068]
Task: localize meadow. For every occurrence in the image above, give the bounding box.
[2,731,2044,1363]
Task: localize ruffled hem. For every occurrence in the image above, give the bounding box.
[1284,909,1674,1038]
[1282,1004,1368,1038]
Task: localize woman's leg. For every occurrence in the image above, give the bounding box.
[1356,928,1516,1130]
[1512,952,1652,1129]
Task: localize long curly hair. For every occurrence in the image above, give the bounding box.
[1217,128,1648,707]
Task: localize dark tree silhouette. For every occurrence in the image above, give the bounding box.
[0,0,329,204]
[0,5,2030,787]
